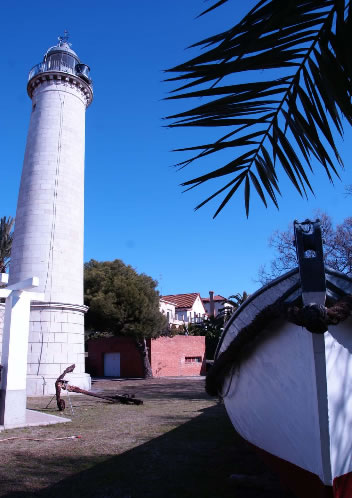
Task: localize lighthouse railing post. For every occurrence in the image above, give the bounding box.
[0,274,44,428]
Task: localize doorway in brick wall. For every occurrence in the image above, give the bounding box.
[104,352,121,377]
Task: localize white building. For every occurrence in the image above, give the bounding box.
[159,297,179,325]
[161,293,207,325]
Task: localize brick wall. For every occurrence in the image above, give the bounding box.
[86,336,144,378]
[148,336,206,377]
[86,335,206,378]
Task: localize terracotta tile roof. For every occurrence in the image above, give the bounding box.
[161,293,200,310]
[160,297,177,306]
[201,295,226,303]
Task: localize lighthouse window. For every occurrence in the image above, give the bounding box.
[60,54,75,68]
[47,53,77,71]
[32,103,36,111]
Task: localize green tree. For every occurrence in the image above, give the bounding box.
[84,259,167,378]
[257,212,352,284]
[166,1,352,217]
[0,216,14,273]
[202,315,224,360]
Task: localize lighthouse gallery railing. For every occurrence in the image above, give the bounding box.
[28,60,91,84]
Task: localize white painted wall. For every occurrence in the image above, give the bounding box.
[175,295,206,323]
[193,295,206,316]
[160,300,176,323]
[325,317,352,480]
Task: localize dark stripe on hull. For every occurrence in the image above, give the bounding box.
[248,441,334,498]
[250,441,352,497]
[333,472,352,498]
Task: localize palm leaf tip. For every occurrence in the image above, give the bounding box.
[196,0,229,18]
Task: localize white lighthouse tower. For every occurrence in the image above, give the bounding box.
[9,33,92,395]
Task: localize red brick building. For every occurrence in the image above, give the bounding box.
[86,335,206,378]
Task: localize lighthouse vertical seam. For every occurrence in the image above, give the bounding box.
[37,91,65,377]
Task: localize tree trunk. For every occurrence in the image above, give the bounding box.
[135,337,153,379]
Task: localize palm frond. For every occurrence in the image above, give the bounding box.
[166,0,352,217]
[0,216,14,273]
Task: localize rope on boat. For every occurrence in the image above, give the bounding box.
[206,294,352,397]
[288,295,352,333]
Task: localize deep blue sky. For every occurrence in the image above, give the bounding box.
[1,1,351,298]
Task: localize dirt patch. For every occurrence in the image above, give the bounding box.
[0,377,294,497]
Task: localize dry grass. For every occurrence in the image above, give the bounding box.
[0,377,294,498]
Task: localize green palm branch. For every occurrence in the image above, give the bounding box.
[225,291,249,308]
[0,216,14,273]
[166,0,352,217]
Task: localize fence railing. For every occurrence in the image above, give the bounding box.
[28,61,91,84]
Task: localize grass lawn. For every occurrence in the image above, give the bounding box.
[1,377,294,498]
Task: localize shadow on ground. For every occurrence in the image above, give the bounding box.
[2,404,294,498]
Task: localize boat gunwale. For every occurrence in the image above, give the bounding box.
[215,267,352,359]
[215,267,299,358]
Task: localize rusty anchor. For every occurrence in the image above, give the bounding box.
[55,364,143,411]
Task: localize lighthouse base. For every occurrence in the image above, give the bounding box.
[0,302,91,396]
[26,302,90,396]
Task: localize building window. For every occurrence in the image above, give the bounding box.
[185,356,202,363]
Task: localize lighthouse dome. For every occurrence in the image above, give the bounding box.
[28,32,92,86]
[45,41,80,63]
[44,38,80,72]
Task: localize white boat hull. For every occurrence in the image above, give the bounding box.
[216,268,352,497]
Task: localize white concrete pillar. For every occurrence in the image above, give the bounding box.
[0,276,44,428]
[0,292,31,426]
[8,38,93,395]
